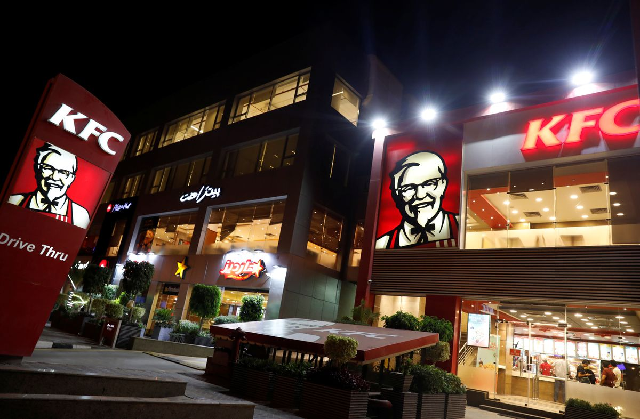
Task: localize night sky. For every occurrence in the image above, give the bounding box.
[6,1,637,158]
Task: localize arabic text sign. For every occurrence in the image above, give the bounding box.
[180,185,221,203]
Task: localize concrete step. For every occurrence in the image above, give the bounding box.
[479,400,564,419]
[0,365,187,398]
[0,393,254,419]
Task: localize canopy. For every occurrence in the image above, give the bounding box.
[210,318,439,363]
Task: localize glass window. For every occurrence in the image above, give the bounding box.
[121,174,143,198]
[306,206,343,270]
[348,221,364,267]
[131,130,158,157]
[229,71,310,123]
[107,219,127,256]
[136,212,197,256]
[149,167,172,194]
[201,200,285,254]
[331,78,360,126]
[221,133,298,178]
[149,156,212,194]
[159,103,225,148]
[465,159,625,248]
[101,181,115,204]
[609,155,640,244]
[329,142,350,186]
[79,222,102,255]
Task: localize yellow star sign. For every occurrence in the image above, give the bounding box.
[175,257,190,279]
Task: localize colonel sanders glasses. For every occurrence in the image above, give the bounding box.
[396,177,444,201]
[38,164,75,180]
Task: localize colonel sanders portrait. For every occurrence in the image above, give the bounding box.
[375,151,459,248]
[8,142,90,228]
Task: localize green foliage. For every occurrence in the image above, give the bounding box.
[116,292,130,305]
[443,372,466,394]
[121,261,154,299]
[408,364,446,393]
[174,320,200,336]
[239,295,265,322]
[131,306,146,322]
[91,298,109,318]
[68,264,85,289]
[103,285,118,300]
[197,330,211,338]
[592,403,620,417]
[351,300,380,325]
[66,292,89,312]
[213,315,241,324]
[382,311,420,331]
[423,341,451,364]
[55,293,68,308]
[238,357,277,371]
[105,302,124,319]
[272,361,313,378]
[566,398,592,410]
[334,316,368,326]
[419,316,454,343]
[188,284,222,327]
[153,308,174,327]
[306,367,370,391]
[324,335,358,366]
[82,264,112,295]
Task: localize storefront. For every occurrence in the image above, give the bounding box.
[360,83,640,416]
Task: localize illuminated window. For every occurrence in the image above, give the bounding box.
[307,206,343,270]
[131,129,158,157]
[159,103,225,148]
[201,200,285,254]
[221,133,297,178]
[101,181,115,204]
[464,157,640,248]
[149,167,172,194]
[149,156,212,194]
[229,71,310,123]
[121,174,143,198]
[107,220,127,256]
[331,78,360,126]
[348,221,364,268]
[328,141,350,186]
[136,212,198,256]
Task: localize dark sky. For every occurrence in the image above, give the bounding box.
[7,1,637,146]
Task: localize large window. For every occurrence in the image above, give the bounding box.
[229,71,310,123]
[331,78,360,126]
[131,129,158,157]
[121,174,144,198]
[149,156,212,194]
[158,103,225,148]
[307,206,344,270]
[465,155,640,248]
[328,142,350,186]
[221,133,297,178]
[101,181,115,204]
[135,212,198,255]
[201,200,285,254]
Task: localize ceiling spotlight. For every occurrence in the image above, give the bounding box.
[503,200,510,205]
[519,218,525,222]
[520,315,527,318]
[545,312,552,315]
[628,329,635,332]
[616,316,624,319]
[535,198,542,202]
[542,207,550,212]
[549,216,556,221]
[570,195,578,199]
[420,107,438,122]
[613,203,621,207]
[582,215,588,219]
[553,317,560,320]
[591,326,598,329]
[512,209,518,214]
[527,318,533,321]
[620,321,628,324]
[372,118,388,130]
[575,314,582,317]
[488,91,507,104]
[587,322,594,326]
[571,70,594,86]
[576,205,583,210]
[510,310,517,313]
[610,192,617,196]
[617,213,624,216]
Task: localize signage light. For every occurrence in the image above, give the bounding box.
[220,259,266,280]
[107,202,132,213]
[180,185,221,204]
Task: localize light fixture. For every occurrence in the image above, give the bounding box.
[587,322,593,325]
[613,203,621,207]
[527,318,533,321]
[420,107,438,122]
[617,213,624,216]
[542,207,550,212]
[372,118,387,130]
[535,198,542,202]
[610,191,617,196]
[545,312,552,315]
[575,314,583,317]
[520,315,527,318]
[519,218,525,222]
[571,70,594,86]
[570,195,578,199]
[488,91,507,104]
[576,205,583,210]
[615,316,624,319]
[620,321,628,324]
[512,209,518,214]
[591,326,598,329]
[628,329,635,332]
[510,310,517,313]
[582,215,588,219]
[553,317,560,320]
[549,216,556,221]
[503,200,510,205]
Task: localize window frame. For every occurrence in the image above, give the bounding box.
[158,102,225,148]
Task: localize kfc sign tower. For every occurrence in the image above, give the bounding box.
[0,75,130,357]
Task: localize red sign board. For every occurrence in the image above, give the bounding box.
[220,259,266,280]
[510,348,522,357]
[0,75,130,357]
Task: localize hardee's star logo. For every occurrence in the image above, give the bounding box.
[175,257,190,279]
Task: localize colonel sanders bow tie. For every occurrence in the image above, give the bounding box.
[410,224,436,243]
[40,195,61,212]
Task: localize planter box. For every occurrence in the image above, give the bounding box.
[230,364,248,395]
[417,393,445,419]
[444,394,466,419]
[194,336,213,346]
[81,322,103,342]
[565,406,617,419]
[243,369,273,401]
[301,381,369,419]
[115,324,145,349]
[151,326,172,341]
[386,372,413,393]
[184,334,196,344]
[381,388,418,419]
[170,333,186,343]
[272,375,302,408]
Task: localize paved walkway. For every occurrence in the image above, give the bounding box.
[36,322,105,349]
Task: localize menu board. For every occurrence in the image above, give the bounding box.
[626,347,639,364]
[600,344,612,360]
[612,345,625,362]
[577,342,588,358]
[544,339,554,354]
[567,341,576,357]
[588,342,600,359]
[467,313,491,348]
[533,338,544,354]
[554,340,565,356]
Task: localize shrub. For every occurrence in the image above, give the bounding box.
[423,341,451,364]
[82,264,111,295]
[443,372,466,394]
[324,335,358,366]
[197,330,211,338]
[351,300,380,325]
[105,302,124,319]
[91,298,109,318]
[382,311,420,331]
[419,316,454,342]
[408,364,446,393]
[239,295,265,322]
[306,367,370,391]
[272,361,313,378]
[55,293,68,308]
[103,285,118,300]
[566,398,592,411]
[334,316,368,326]
[238,357,277,371]
[591,403,619,418]
[188,284,222,330]
[153,308,174,327]
[213,315,241,325]
[131,306,146,323]
[121,261,154,304]
[174,320,200,336]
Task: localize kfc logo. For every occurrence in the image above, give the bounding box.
[376,151,459,248]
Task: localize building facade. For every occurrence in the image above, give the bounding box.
[76,28,402,330]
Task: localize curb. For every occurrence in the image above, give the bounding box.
[36,341,97,349]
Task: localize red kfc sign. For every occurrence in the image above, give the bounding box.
[220,259,266,280]
[0,75,130,357]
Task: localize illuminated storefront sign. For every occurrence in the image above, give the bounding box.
[521,98,640,151]
[179,185,221,203]
[106,202,132,213]
[220,258,266,280]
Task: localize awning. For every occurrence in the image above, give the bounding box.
[210,318,439,363]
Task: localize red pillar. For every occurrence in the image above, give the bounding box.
[424,295,462,374]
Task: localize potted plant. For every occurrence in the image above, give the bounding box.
[151,308,173,341]
[271,361,313,408]
[238,295,265,322]
[443,371,467,419]
[408,364,447,419]
[231,357,276,400]
[565,399,619,419]
[194,330,213,346]
[419,316,454,369]
[378,358,417,419]
[101,302,124,347]
[115,306,147,348]
[177,320,200,344]
[82,298,108,342]
[213,315,241,324]
[120,260,154,323]
[81,263,111,314]
[301,335,369,419]
[189,284,222,332]
[382,311,421,331]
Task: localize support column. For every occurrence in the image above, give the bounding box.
[424,295,462,374]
